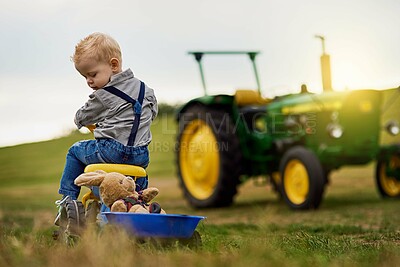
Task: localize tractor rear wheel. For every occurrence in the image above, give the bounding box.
[376,155,400,198]
[280,146,325,210]
[176,104,242,208]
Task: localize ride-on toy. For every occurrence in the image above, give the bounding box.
[54,163,204,247]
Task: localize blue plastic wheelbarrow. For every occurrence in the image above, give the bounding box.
[103,212,205,238]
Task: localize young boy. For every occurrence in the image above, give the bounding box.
[55,33,158,221]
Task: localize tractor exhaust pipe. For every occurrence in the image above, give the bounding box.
[315,35,333,92]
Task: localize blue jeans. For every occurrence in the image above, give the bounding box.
[58,138,149,200]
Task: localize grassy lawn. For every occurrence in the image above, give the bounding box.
[1,115,400,267]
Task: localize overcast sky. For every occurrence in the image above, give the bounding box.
[1,0,399,147]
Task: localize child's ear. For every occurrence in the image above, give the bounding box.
[110,58,121,73]
[74,170,107,186]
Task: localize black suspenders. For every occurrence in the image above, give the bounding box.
[103,81,145,146]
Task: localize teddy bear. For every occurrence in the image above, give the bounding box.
[74,170,165,214]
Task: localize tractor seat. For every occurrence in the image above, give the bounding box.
[84,163,146,178]
[235,89,270,106]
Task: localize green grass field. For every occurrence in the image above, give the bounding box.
[1,115,400,267]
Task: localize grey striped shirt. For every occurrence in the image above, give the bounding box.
[74,68,158,147]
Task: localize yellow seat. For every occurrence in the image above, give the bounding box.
[235,89,270,106]
[84,163,146,177]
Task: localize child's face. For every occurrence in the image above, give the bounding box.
[75,57,118,90]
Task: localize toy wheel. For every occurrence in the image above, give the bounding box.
[55,199,86,245]
[176,104,242,208]
[376,155,400,198]
[85,200,100,225]
[280,146,325,210]
[178,230,202,249]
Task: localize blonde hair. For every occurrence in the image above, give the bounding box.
[72,32,122,64]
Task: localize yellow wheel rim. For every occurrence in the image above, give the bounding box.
[379,156,400,197]
[179,119,220,200]
[284,159,309,205]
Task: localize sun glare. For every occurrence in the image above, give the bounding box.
[331,60,369,91]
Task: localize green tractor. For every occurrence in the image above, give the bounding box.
[175,50,400,210]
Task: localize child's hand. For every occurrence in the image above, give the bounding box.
[85,124,96,133]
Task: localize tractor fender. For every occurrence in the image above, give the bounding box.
[378,144,400,159]
[273,138,301,155]
[176,94,234,121]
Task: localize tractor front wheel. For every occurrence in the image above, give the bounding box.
[376,155,400,198]
[280,146,325,210]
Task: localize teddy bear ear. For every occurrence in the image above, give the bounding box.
[74,170,107,186]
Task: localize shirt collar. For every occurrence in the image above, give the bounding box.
[106,68,134,87]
